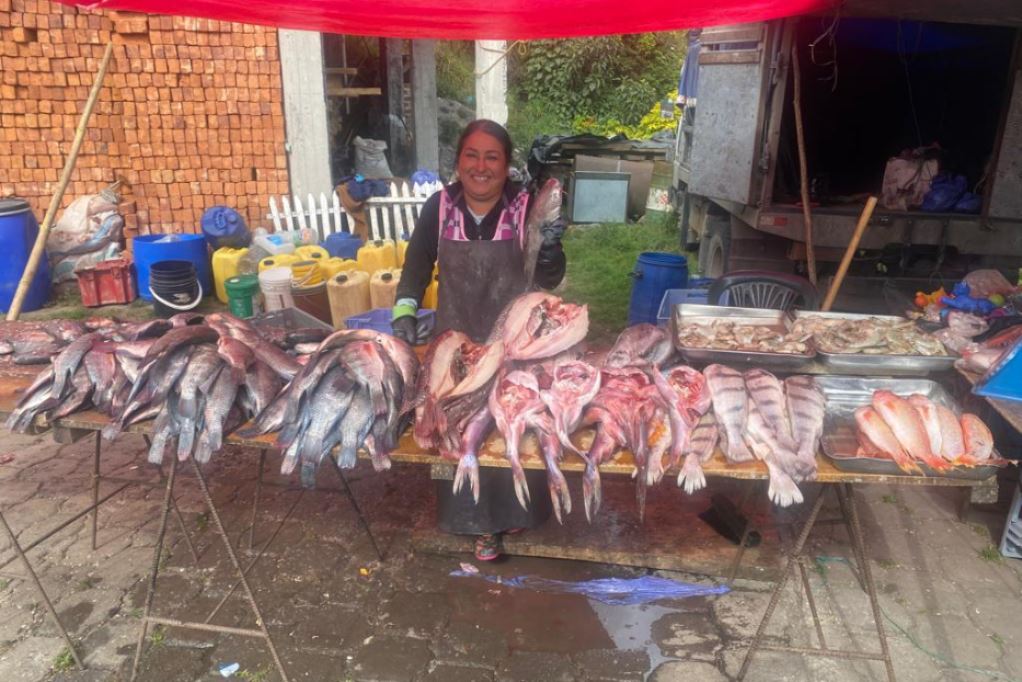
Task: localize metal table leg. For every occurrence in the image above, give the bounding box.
[331,460,384,562]
[0,510,85,670]
[91,432,100,550]
[248,448,267,549]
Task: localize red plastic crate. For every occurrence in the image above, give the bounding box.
[76,258,137,307]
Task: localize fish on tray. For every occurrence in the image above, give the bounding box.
[676,320,810,354]
[791,315,946,356]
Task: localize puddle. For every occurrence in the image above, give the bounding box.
[589,600,681,678]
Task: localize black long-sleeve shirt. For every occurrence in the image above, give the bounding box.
[396,182,566,305]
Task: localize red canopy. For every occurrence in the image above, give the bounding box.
[70,0,826,39]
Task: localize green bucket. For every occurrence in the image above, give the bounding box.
[225,274,259,318]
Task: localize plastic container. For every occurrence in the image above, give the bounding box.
[656,288,710,327]
[321,257,358,280]
[974,338,1022,403]
[259,253,300,272]
[133,234,211,303]
[356,239,397,275]
[149,260,203,317]
[200,205,250,249]
[291,281,331,324]
[225,274,261,318]
[422,272,440,309]
[628,252,689,325]
[328,270,372,328]
[212,247,249,302]
[0,198,50,313]
[345,307,435,336]
[1000,476,1022,559]
[259,267,294,311]
[396,240,409,268]
[295,244,329,262]
[253,232,297,257]
[76,258,136,307]
[323,232,363,260]
[291,259,324,286]
[370,268,401,309]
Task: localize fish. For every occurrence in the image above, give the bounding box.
[743,369,796,449]
[5,367,56,432]
[604,324,672,369]
[532,412,572,524]
[284,367,355,476]
[493,293,589,361]
[704,364,754,463]
[652,364,709,481]
[450,405,494,504]
[488,370,547,509]
[872,390,949,471]
[44,319,86,343]
[285,327,332,346]
[959,414,1002,466]
[194,364,243,463]
[413,330,466,449]
[907,395,945,465]
[523,178,562,288]
[783,375,825,481]
[936,404,967,462]
[745,403,804,507]
[677,412,719,494]
[336,388,375,469]
[539,359,601,456]
[174,347,224,461]
[854,405,922,474]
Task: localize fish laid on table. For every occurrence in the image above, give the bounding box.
[676,412,719,494]
[871,391,951,472]
[604,324,672,369]
[783,375,824,480]
[743,368,815,485]
[676,320,810,355]
[492,292,589,361]
[488,369,547,511]
[651,364,710,484]
[704,364,754,463]
[539,359,601,456]
[791,315,946,356]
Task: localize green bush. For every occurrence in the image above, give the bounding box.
[436,41,475,103]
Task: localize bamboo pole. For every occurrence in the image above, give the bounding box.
[6,41,115,321]
[821,196,877,312]
[791,45,817,287]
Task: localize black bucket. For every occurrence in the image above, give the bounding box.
[149,259,203,318]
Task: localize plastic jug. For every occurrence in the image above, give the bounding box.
[356,239,397,275]
[321,257,358,279]
[259,253,300,272]
[323,232,363,260]
[422,271,440,309]
[253,232,297,257]
[327,270,372,328]
[212,247,249,302]
[291,259,324,286]
[396,240,409,268]
[201,206,250,249]
[295,244,329,262]
[370,268,401,309]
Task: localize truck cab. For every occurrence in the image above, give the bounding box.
[674,8,1022,290]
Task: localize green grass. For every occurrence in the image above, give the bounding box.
[52,648,75,673]
[238,666,272,682]
[979,545,1002,562]
[195,512,209,532]
[562,213,693,344]
[149,625,166,647]
[0,578,10,591]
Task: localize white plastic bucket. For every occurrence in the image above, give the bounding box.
[259,266,294,311]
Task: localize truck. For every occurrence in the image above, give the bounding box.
[673,7,1022,299]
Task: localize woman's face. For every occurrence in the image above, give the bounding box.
[457,131,508,204]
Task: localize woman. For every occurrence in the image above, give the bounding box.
[392,120,566,560]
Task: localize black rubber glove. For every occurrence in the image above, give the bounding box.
[391,315,418,345]
[537,217,566,266]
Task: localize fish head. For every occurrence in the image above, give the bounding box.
[217,336,255,373]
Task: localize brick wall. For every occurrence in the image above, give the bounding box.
[0,1,290,239]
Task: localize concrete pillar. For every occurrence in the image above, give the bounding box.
[411,40,439,173]
[475,40,508,125]
[277,29,332,196]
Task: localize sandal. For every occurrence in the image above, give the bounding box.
[474,534,500,561]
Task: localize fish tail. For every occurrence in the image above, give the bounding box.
[766,466,804,507]
[510,459,530,511]
[582,460,602,522]
[453,453,480,504]
[678,454,707,494]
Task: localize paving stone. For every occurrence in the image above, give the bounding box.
[349,635,433,682]
[289,605,372,655]
[379,591,450,638]
[572,648,649,681]
[495,650,577,682]
[651,610,723,661]
[648,659,727,682]
[0,635,68,681]
[421,662,494,682]
[433,621,507,669]
[131,640,213,682]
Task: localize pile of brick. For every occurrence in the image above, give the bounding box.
[0,0,290,240]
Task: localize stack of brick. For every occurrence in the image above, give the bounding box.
[0,1,290,239]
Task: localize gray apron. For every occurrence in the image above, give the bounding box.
[435,231,527,343]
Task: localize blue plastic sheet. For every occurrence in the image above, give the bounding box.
[450,571,729,605]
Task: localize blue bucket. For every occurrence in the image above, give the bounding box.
[0,198,50,313]
[133,234,211,302]
[628,252,688,325]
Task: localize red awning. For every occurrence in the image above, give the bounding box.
[67,0,827,39]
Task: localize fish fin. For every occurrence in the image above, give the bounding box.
[453,453,480,504]
[510,460,530,511]
[677,454,707,494]
[766,465,804,507]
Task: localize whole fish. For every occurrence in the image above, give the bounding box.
[539,359,601,456]
[175,347,223,461]
[336,388,375,469]
[872,390,949,471]
[604,324,672,369]
[533,413,572,524]
[936,404,967,462]
[704,364,754,463]
[652,364,709,481]
[745,403,804,507]
[907,395,946,466]
[959,414,1002,465]
[413,330,465,449]
[677,412,719,494]
[744,369,796,449]
[44,319,86,343]
[488,370,547,509]
[5,368,56,432]
[51,365,95,419]
[283,367,355,476]
[783,375,825,481]
[855,406,921,474]
[241,360,283,418]
[450,405,494,504]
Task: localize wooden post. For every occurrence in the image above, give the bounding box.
[791,45,817,287]
[821,196,877,312]
[381,38,405,170]
[7,42,114,321]
[475,41,508,125]
[411,40,440,173]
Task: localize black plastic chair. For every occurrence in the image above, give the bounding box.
[707,270,819,311]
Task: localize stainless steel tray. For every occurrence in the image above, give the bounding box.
[672,304,816,369]
[792,311,956,375]
[818,375,1003,479]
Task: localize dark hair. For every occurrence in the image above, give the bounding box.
[455,119,513,165]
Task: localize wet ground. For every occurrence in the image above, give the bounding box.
[0,428,1020,681]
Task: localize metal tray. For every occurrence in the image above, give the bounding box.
[792,311,956,375]
[671,304,816,369]
[818,375,1003,479]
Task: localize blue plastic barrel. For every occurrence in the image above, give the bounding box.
[0,198,50,313]
[133,234,211,302]
[200,205,250,249]
[323,232,363,260]
[628,252,689,325]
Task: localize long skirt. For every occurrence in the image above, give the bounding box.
[436,467,552,535]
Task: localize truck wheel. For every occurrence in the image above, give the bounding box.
[698,214,731,278]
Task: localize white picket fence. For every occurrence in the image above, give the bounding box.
[266,180,443,242]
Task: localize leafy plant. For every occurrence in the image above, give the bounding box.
[979,545,1002,562]
[238,666,271,682]
[149,625,166,647]
[436,41,475,103]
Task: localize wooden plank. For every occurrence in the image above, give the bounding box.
[701,24,765,45]
[278,29,333,197]
[411,40,440,173]
[324,67,358,76]
[699,50,762,65]
[325,85,382,97]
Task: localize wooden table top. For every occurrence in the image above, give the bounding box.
[0,367,993,488]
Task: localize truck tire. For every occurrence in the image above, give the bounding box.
[698,214,731,278]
